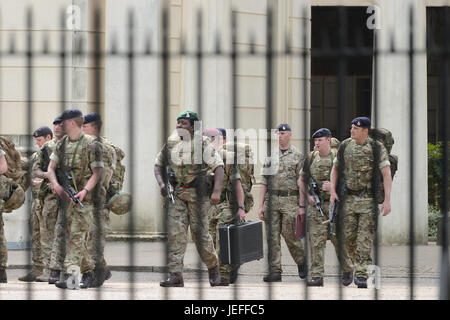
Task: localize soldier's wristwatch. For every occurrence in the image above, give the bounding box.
[238,205,245,211]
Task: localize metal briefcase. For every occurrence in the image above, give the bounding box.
[218,220,264,265]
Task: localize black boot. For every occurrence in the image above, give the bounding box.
[19,269,43,282]
[48,270,61,284]
[307,277,324,287]
[160,273,184,287]
[0,268,7,283]
[354,277,368,288]
[342,270,354,286]
[263,272,282,282]
[80,271,94,289]
[55,274,70,289]
[208,265,224,287]
[104,267,112,281]
[297,264,307,279]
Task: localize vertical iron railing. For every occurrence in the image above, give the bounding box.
[127,9,136,300]
[439,7,450,300]
[408,6,416,300]
[0,3,449,301]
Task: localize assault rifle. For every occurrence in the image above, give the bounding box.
[325,183,346,236]
[309,178,326,218]
[166,167,176,204]
[41,145,51,172]
[55,169,84,208]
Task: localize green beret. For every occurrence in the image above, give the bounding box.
[177,110,199,121]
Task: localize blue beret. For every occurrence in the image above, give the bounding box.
[33,126,53,138]
[312,128,332,139]
[351,117,371,128]
[216,128,227,138]
[277,123,291,132]
[52,116,62,125]
[60,109,83,121]
[84,112,102,124]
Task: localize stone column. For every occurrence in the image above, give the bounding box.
[180,0,232,129]
[105,0,161,235]
[373,0,428,244]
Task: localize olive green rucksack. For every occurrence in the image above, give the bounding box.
[222,142,255,213]
[370,128,398,204]
[0,136,27,212]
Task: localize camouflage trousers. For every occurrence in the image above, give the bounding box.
[307,202,353,278]
[264,194,305,274]
[30,198,44,271]
[39,193,59,271]
[49,200,94,272]
[343,194,378,278]
[208,201,236,280]
[0,204,6,268]
[167,189,219,274]
[81,207,111,274]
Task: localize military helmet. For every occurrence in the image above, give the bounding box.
[3,184,25,212]
[108,191,131,215]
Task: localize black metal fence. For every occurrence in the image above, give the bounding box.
[0,3,449,301]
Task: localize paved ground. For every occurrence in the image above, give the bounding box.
[1,240,448,300]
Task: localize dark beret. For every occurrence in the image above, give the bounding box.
[351,117,371,128]
[312,128,332,139]
[84,112,102,124]
[52,116,62,125]
[177,110,199,121]
[60,109,83,121]
[277,123,291,132]
[33,126,53,138]
[216,128,227,138]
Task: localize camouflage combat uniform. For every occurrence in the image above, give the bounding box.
[208,147,242,280]
[155,134,223,274]
[49,133,103,272]
[261,145,305,274]
[81,136,116,274]
[34,139,61,274]
[29,151,45,274]
[333,137,390,278]
[301,150,353,278]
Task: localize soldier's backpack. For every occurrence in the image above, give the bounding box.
[337,128,398,204]
[370,128,398,204]
[107,145,128,215]
[222,142,255,213]
[0,136,26,212]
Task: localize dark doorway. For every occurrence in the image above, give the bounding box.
[426,7,450,144]
[311,6,374,142]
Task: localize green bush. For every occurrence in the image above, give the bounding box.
[428,142,443,207]
[428,204,442,239]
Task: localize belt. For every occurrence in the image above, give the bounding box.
[347,188,372,196]
[268,189,299,197]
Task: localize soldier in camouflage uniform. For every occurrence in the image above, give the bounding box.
[258,123,306,282]
[80,112,119,287]
[47,109,104,289]
[0,145,8,283]
[330,117,392,288]
[19,126,53,282]
[203,128,246,286]
[154,110,225,287]
[299,128,353,287]
[30,117,64,283]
